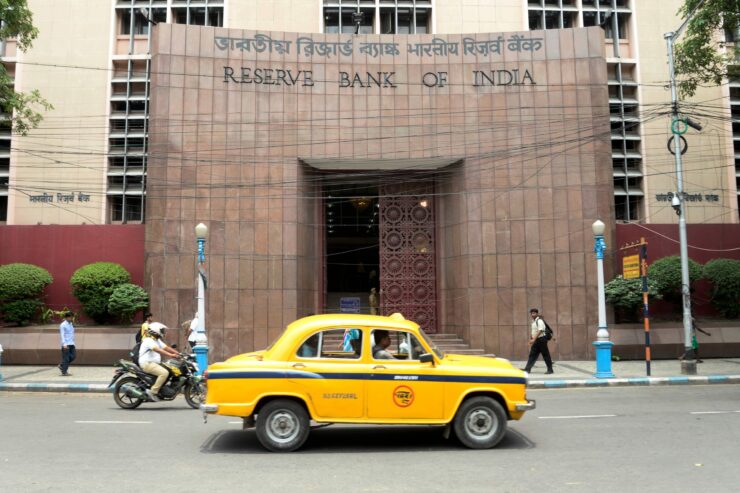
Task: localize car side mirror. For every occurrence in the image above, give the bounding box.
[419,353,434,365]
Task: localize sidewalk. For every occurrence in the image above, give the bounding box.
[1,358,739,393]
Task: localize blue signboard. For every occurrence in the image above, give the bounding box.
[340,297,361,313]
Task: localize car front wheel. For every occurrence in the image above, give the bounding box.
[453,396,507,449]
[255,399,310,452]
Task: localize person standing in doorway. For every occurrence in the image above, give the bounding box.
[59,311,76,376]
[523,308,554,374]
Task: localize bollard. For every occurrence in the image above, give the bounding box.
[193,342,208,376]
[0,343,4,381]
[593,340,615,379]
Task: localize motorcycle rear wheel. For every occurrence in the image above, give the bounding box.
[184,381,207,409]
[113,376,145,409]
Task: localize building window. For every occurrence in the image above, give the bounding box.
[0,64,12,222]
[731,75,740,220]
[528,2,641,221]
[109,195,144,223]
[119,8,166,35]
[529,1,630,41]
[172,7,224,26]
[324,1,431,35]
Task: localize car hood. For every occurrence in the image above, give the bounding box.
[441,354,521,373]
[224,350,266,363]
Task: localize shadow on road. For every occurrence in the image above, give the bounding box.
[200,425,535,455]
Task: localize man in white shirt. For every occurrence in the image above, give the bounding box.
[185,315,199,349]
[139,322,180,401]
[58,312,76,376]
[523,308,554,374]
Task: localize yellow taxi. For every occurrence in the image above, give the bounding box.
[201,313,534,451]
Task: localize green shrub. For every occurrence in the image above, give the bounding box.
[648,255,702,306]
[1,299,43,326]
[0,263,53,325]
[70,262,130,323]
[108,283,149,322]
[702,258,740,318]
[0,263,53,301]
[605,275,662,321]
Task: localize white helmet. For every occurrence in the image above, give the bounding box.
[147,322,167,338]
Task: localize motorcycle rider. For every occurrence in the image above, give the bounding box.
[138,322,180,402]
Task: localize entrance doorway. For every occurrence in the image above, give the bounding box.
[323,180,438,333]
[324,184,380,314]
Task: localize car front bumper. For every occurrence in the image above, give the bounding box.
[515,399,536,412]
[200,403,218,414]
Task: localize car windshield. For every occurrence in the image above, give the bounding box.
[417,329,444,359]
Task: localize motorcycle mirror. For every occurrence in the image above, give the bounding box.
[171,343,178,349]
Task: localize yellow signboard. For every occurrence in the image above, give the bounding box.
[623,254,640,279]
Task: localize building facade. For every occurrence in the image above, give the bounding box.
[1,1,738,361]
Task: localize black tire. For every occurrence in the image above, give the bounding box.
[184,381,207,409]
[453,396,507,449]
[255,399,310,452]
[113,376,144,409]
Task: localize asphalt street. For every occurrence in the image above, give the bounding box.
[2,385,739,493]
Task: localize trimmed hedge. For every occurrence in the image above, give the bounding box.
[648,255,702,305]
[70,262,131,323]
[703,258,740,318]
[0,263,53,301]
[108,283,149,322]
[605,275,661,321]
[0,263,53,326]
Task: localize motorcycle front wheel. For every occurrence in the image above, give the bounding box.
[113,376,145,409]
[184,381,207,409]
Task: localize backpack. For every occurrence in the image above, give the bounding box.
[541,318,554,341]
[130,341,141,366]
[130,327,142,365]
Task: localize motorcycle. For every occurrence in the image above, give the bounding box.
[109,353,206,409]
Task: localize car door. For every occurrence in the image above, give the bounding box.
[366,329,444,420]
[289,327,366,419]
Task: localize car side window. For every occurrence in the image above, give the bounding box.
[296,328,362,360]
[397,332,425,361]
[371,330,426,360]
[297,333,320,358]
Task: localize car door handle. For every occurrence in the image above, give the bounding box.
[292,363,306,369]
[372,365,386,370]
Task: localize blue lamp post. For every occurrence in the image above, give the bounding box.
[592,220,615,378]
[193,222,209,375]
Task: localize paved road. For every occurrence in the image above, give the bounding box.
[2,385,739,492]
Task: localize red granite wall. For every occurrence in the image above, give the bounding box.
[147,24,612,360]
[0,225,145,319]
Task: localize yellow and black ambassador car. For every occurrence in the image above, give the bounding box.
[201,314,535,451]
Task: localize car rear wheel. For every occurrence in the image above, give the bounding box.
[255,399,310,452]
[453,396,507,449]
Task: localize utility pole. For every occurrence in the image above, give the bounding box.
[664,0,706,375]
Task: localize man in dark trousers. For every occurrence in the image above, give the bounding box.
[58,311,76,376]
[523,308,554,374]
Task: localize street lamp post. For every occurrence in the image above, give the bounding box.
[193,223,208,375]
[592,220,615,378]
[665,25,701,375]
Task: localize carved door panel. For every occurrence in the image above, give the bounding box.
[379,183,437,333]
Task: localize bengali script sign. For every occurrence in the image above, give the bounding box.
[214,34,543,59]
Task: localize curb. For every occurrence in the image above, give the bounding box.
[0,382,111,393]
[2,375,740,393]
[527,374,740,389]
